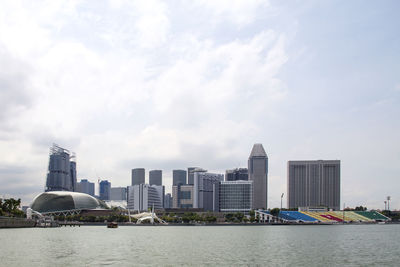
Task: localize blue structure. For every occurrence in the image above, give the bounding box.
[99,180,111,201]
[278,211,318,222]
[45,144,77,192]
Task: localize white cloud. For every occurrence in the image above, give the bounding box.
[193,0,270,26]
[0,0,398,211]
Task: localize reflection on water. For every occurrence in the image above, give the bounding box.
[0,225,399,266]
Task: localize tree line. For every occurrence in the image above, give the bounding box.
[0,198,24,217]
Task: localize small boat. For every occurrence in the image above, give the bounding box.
[107,222,118,228]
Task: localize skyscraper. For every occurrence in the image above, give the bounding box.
[99,180,111,200]
[225,168,248,181]
[172,184,194,208]
[110,187,127,201]
[45,144,77,192]
[248,144,268,209]
[69,159,77,192]
[164,193,172,209]
[127,184,164,211]
[76,179,95,196]
[193,172,224,211]
[149,170,162,185]
[287,160,340,210]
[187,167,197,185]
[132,168,145,185]
[172,170,187,186]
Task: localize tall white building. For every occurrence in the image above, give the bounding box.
[127,184,164,211]
[193,172,224,211]
[287,160,340,210]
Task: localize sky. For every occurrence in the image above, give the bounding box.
[0,0,399,209]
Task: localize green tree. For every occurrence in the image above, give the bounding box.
[270,208,280,217]
[355,206,367,211]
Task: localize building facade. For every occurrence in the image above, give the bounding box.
[172,169,187,186]
[149,170,162,186]
[248,144,268,210]
[132,168,145,186]
[193,172,224,211]
[187,167,199,185]
[99,180,111,201]
[172,185,194,208]
[45,144,77,192]
[110,187,127,201]
[127,184,164,211]
[225,168,248,181]
[164,193,172,209]
[213,180,253,212]
[287,160,341,210]
[76,179,95,196]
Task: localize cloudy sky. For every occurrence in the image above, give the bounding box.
[0,0,399,209]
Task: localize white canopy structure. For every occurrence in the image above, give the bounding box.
[130,207,167,225]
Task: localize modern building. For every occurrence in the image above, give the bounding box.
[248,143,268,210]
[193,172,224,211]
[45,144,77,192]
[127,184,164,211]
[110,187,127,201]
[132,168,145,186]
[99,180,111,201]
[287,160,341,210]
[164,193,172,209]
[172,169,187,186]
[172,185,194,208]
[149,170,162,186]
[225,168,248,181]
[76,179,95,196]
[30,191,108,214]
[213,180,253,212]
[69,157,77,192]
[188,167,206,185]
[187,167,197,185]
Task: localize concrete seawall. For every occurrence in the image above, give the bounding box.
[0,217,36,228]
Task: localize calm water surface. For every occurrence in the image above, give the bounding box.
[0,224,399,266]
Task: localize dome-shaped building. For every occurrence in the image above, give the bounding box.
[30,191,108,214]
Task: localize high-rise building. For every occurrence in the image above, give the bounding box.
[76,179,95,196]
[187,167,197,185]
[149,170,162,186]
[225,168,248,181]
[193,172,224,211]
[287,160,340,210]
[213,180,253,212]
[45,144,77,192]
[172,185,194,208]
[132,168,145,185]
[99,180,111,200]
[127,184,164,211]
[172,170,187,186]
[164,193,172,209]
[248,143,268,209]
[110,187,127,201]
[69,155,77,192]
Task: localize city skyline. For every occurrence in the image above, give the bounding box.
[0,1,399,210]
